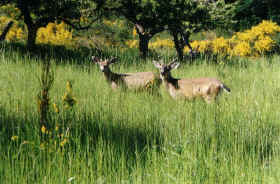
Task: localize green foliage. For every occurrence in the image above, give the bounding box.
[233,0,280,30]
[208,0,238,32]
[1,0,99,47]
[97,0,212,59]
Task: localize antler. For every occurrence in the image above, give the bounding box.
[109,57,118,64]
[168,58,180,70]
[169,58,177,65]
[91,56,100,63]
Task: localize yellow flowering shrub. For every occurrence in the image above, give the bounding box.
[187,20,280,57]
[227,21,280,56]
[125,20,280,58]
[0,16,25,42]
[0,15,74,46]
[235,30,255,42]
[125,40,139,48]
[37,22,74,47]
[212,37,231,56]
[149,38,174,49]
[254,36,275,54]
[184,40,212,54]
[232,41,252,57]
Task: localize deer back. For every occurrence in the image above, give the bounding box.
[122,72,160,89]
[174,78,223,100]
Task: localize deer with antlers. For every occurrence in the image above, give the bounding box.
[92,56,161,91]
[153,60,230,103]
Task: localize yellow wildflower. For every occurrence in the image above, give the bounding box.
[41,125,46,134]
[63,81,77,108]
[11,135,18,141]
[53,103,59,113]
[66,81,72,93]
[60,138,67,147]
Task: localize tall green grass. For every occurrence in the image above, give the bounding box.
[1,43,280,183]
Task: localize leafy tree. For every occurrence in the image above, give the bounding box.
[99,0,217,60]
[208,0,238,31]
[1,0,102,48]
[229,0,280,30]
[161,0,210,60]
[100,0,166,58]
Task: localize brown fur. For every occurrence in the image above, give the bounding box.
[92,56,161,90]
[154,60,230,103]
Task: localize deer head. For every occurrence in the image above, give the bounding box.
[92,56,118,72]
[153,59,180,80]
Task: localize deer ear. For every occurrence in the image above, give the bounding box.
[109,57,118,64]
[92,56,100,63]
[153,61,162,69]
[169,62,180,70]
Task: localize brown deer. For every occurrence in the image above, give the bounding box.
[92,56,161,91]
[153,60,230,103]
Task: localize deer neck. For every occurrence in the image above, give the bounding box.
[103,68,121,84]
[162,74,179,90]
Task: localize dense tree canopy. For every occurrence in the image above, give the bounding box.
[233,0,280,30]
[1,0,102,47]
[98,0,212,60]
[160,0,210,60]
[98,0,166,58]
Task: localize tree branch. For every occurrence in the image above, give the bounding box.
[0,21,14,41]
[18,1,34,28]
[35,17,56,28]
[60,17,100,30]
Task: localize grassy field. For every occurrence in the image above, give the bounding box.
[1,43,280,183]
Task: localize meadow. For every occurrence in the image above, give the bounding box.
[1,43,280,183]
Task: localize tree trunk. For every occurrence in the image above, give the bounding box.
[138,34,150,59]
[172,31,184,61]
[181,32,195,57]
[0,21,14,41]
[27,25,38,48]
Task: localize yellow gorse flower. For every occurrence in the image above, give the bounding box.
[254,36,275,54]
[126,20,280,58]
[37,22,73,46]
[0,14,74,46]
[0,16,25,42]
[232,41,251,57]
